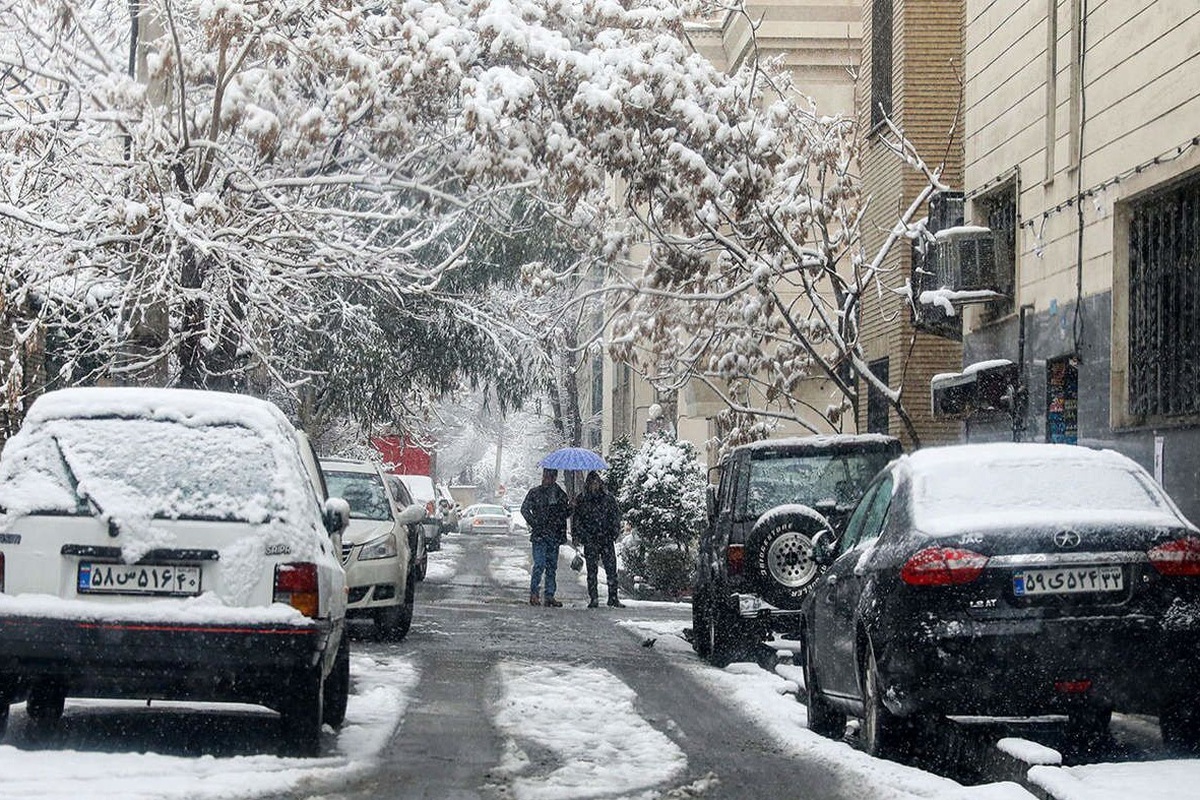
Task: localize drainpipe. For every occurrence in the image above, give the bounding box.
[1013,304,1036,442]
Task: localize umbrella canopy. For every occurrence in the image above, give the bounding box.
[539,447,609,471]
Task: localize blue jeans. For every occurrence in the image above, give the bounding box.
[530,538,561,598]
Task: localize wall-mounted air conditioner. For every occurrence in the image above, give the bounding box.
[932,227,999,294]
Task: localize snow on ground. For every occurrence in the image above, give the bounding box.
[0,653,417,800]
[491,660,687,800]
[618,615,1200,800]
[489,534,536,586]
[425,538,464,582]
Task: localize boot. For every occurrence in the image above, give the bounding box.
[587,597,599,608]
[607,596,625,608]
[529,593,541,606]
[544,596,563,607]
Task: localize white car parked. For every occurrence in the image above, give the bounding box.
[321,459,423,641]
[0,387,349,756]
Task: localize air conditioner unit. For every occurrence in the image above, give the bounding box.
[932,228,999,294]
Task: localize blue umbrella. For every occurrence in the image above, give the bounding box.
[539,447,609,471]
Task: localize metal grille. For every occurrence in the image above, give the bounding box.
[1129,179,1200,419]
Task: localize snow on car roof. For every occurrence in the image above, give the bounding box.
[736,433,900,453]
[24,386,292,429]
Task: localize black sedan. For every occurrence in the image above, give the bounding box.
[801,443,1200,761]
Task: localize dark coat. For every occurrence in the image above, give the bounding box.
[521,482,570,543]
[572,490,621,548]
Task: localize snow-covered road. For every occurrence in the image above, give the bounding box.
[0,533,1196,800]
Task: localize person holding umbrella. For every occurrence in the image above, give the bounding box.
[521,467,571,607]
[571,471,625,608]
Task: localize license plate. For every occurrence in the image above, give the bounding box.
[1013,565,1124,596]
[78,562,202,596]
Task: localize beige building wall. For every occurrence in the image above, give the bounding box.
[963,0,1200,416]
[856,0,965,450]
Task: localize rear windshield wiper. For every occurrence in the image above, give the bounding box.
[50,435,121,536]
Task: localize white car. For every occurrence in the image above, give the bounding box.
[458,504,513,535]
[321,459,423,641]
[0,387,349,756]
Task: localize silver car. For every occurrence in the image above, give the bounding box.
[458,504,513,535]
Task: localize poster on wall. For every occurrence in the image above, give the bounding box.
[1046,357,1078,445]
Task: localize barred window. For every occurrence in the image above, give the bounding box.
[1128,177,1200,419]
[976,185,1016,320]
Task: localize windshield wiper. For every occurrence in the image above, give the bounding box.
[50,435,121,537]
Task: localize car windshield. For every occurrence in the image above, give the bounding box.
[741,450,894,520]
[0,417,280,522]
[473,505,506,515]
[325,471,394,521]
[915,459,1168,523]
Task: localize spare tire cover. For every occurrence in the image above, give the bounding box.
[745,504,833,609]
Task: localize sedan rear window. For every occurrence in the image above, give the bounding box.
[915,460,1168,523]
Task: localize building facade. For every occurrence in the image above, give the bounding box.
[959,0,1200,521]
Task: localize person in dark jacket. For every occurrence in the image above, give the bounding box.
[521,468,570,607]
[571,471,624,608]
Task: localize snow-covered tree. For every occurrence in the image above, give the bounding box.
[619,430,706,548]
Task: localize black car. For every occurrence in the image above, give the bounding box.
[801,442,1200,760]
[692,434,901,666]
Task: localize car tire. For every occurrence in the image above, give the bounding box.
[804,634,846,739]
[1161,703,1200,752]
[706,596,751,668]
[377,567,416,642]
[744,511,831,609]
[322,634,350,729]
[691,585,712,658]
[862,643,914,761]
[25,681,65,740]
[279,667,324,758]
[0,704,9,740]
[415,553,428,582]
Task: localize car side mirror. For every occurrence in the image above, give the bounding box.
[811,529,836,567]
[705,485,717,522]
[396,502,427,526]
[323,497,350,535]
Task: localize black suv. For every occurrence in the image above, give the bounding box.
[693,434,901,666]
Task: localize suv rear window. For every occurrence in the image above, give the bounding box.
[738,450,895,521]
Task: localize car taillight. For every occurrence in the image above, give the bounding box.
[274,562,319,617]
[1148,536,1200,577]
[900,546,988,586]
[727,544,745,577]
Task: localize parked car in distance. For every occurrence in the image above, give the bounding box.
[693,434,902,667]
[397,474,444,552]
[458,504,513,535]
[384,474,427,579]
[802,443,1200,761]
[0,387,349,756]
[321,459,422,641]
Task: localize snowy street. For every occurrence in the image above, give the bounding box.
[0,530,1191,799]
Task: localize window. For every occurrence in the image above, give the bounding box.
[977,184,1017,319]
[870,0,894,129]
[1128,177,1200,419]
[866,357,890,435]
[839,474,893,556]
